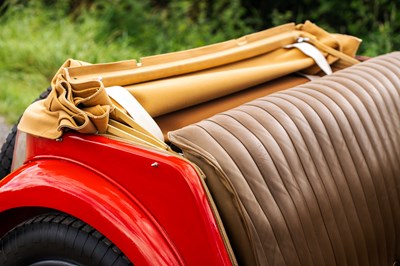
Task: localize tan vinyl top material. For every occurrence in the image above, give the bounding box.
[18,21,360,144]
[169,52,400,265]
[155,75,308,140]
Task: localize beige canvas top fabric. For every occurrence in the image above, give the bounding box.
[169,52,400,265]
[18,21,361,146]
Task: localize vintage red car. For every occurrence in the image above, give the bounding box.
[1,21,399,265]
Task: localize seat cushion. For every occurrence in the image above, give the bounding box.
[169,52,400,265]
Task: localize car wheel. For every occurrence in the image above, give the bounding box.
[0,212,132,266]
[0,87,52,180]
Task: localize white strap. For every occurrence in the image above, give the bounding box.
[285,42,332,75]
[106,86,164,141]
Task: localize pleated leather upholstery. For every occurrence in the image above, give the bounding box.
[169,52,400,265]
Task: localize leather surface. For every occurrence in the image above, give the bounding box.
[169,52,400,265]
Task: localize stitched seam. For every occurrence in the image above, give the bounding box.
[253,97,340,265]
[239,102,328,265]
[198,122,272,266]
[269,92,354,264]
[200,118,291,265]
[298,84,383,264]
[220,110,315,265]
[285,88,364,264]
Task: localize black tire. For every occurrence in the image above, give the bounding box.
[0,212,132,266]
[0,87,52,180]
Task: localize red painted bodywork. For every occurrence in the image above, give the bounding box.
[0,133,232,265]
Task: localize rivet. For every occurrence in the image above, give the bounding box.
[151,162,159,168]
[56,137,63,142]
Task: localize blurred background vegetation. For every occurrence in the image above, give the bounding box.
[0,0,399,123]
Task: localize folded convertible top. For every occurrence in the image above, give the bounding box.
[18,21,361,148]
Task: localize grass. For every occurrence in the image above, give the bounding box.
[0,6,142,123]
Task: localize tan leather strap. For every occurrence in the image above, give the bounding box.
[302,33,360,66]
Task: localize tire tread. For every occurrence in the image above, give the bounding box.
[0,212,132,265]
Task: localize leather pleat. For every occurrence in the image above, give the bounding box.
[169,52,400,265]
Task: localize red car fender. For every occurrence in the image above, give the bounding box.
[0,159,183,266]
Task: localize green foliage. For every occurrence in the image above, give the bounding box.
[0,0,144,122]
[0,0,399,123]
[264,0,400,56]
[91,0,252,54]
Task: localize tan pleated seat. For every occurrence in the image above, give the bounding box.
[169,52,400,265]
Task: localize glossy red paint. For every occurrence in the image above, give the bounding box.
[0,133,233,265]
[0,160,182,265]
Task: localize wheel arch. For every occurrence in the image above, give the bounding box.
[0,159,183,266]
[0,206,54,237]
